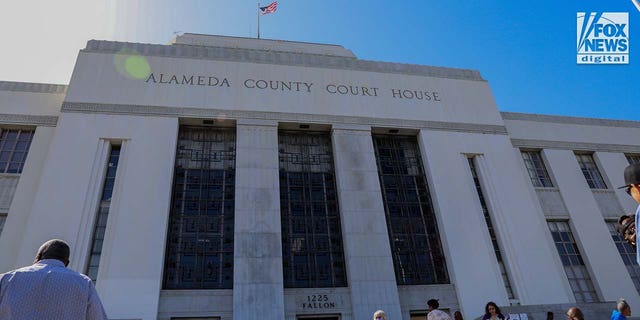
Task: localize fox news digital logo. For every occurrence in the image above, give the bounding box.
[577,12,629,64]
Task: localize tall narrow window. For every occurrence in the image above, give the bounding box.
[521,150,554,188]
[279,131,347,288]
[0,214,6,236]
[626,154,640,165]
[575,153,607,189]
[468,157,515,299]
[164,127,236,289]
[86,145,121,281]
[548,221,598,302]
[0,129,34,173]
[607,221,640,292]
[372,135,449,285]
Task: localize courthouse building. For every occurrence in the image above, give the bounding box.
[0,34,639,320]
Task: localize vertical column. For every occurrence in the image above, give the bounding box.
[416,130,507,315]
[233,119,284,320]
[543,149,639,307]
[331,124,401,320]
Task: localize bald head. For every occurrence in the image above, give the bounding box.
[34,239,70,266]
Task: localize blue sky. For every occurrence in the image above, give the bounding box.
[1,0,637,120]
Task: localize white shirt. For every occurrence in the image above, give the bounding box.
[0,259,108,319]
[428,309,452,320]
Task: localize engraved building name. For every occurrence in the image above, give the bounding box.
[145,73,442,102]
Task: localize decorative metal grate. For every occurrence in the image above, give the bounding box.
[164,127,236,289]
[279,131,347,288]
[372,135,449,285]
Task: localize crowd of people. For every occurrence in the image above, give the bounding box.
[372,297,632,320]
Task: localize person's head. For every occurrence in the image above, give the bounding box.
[546,311,554,320]
[484,302,501,316]
[427,299,439,311]
[454,310,464,320]
[618,214,636,247]
[34,239,70,266]
[619,163,640,204]
[617,298,631,317]
[373,310,387,320]
[566,307,584,320]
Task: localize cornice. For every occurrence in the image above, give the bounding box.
[0,81,67,94]
[83,40,485,82]
[501,112,640,129]
[0,113,58,127]
[61,102,507,135]
[511,138,640,153]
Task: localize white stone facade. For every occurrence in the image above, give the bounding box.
[0,34,639,320]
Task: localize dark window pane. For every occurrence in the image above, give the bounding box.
[86,145,121,282]
[548,221,598,302]
[575,154,607,189]
[164,127,236,289]
[607,221,640,293]
[0,129,34,173]
[372,135,449,285]
[279,132,347,288]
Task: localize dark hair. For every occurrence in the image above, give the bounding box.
[427,299,439,309]
[567,307,584,320]
[618,298,630,312]
[546,311,554,319]
[454,311,464,320]
[484,302,502,316]
[34,239,70,265]
[618,214,635,236]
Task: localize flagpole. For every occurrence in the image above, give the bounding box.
[257,2,261,39]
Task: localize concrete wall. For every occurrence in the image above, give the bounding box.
[0,83,65,117]
[233,119,285,320]
[8,112,178,320]
[64,51,503,127]
[331,124,402,320]
[543,149,640,309]
[2,34,640,319]
[418,130,573,316]
[0,126,56,271]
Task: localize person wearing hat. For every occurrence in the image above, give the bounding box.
[618,163,640,262]
[427,299,451,320]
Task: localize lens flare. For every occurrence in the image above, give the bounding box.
[113,49,151,79]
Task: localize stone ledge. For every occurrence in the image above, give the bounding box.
[83,39,485,81]
[0,81,67,94]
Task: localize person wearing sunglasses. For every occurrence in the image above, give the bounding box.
[618,164,640,260]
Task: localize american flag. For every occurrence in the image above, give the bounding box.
[260,1,277,15]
